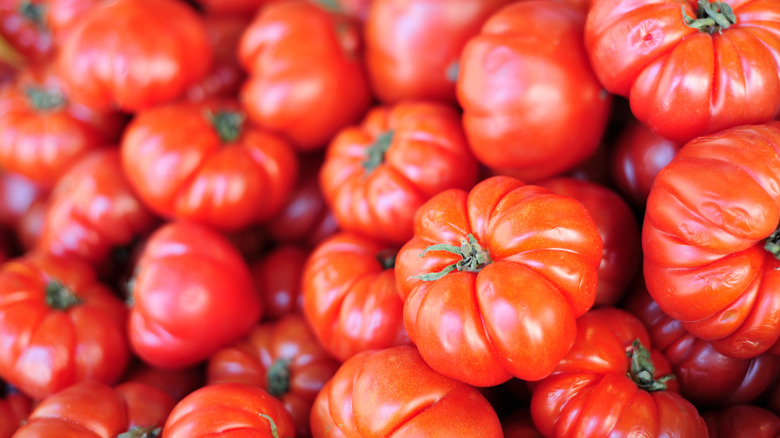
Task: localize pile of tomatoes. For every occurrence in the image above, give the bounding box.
[0,0,777,436]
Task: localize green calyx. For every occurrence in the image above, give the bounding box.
[626,339,675,392]
[764,226,780,261]
[413,234,492,281]
[377,249,397,270]
[45,280,81,310]
[25,87,65,111]
[362,131,395,174]
[267,358,292,398]
[19,1,46,29]
[682,0,737,34]
[117,426,161,438]
[208,110,246,144]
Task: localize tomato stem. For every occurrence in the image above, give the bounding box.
[45,280,81,310]
[208,110,246,144]
[764,227,780,260]
[362,131,395,174]
[258,413,282,438]
[682,0,736,34]
[25,87,65,111]
[19,1,46,30]
[117,426,161,438]
[626,339,675,392]
[267,358,291,397]
[414,234,492,281]
[377,249,397,270]
[314,0,342,13]
[446,61,459,83]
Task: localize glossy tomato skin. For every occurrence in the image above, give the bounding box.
[365,0,510,103]
[531,307,708,437]
[0,251,129,400]
[57,0,212,112]
[0,171,45,229]
[311,345,503,438]
[538,177,640,307]
[128,221,262,369]
[0,0,53,63]
[239,0,372,151]
[45,0,103,42]
[457,0,611,182]
[121,101,298,231]
[0,383,30,438]
[251,245,307,319]
[163,382,296,438]
[643,122,780,358]
[586,0,780,143]
[303,232,409,362]
[207,313,340,437]
[320,101,478,245]
[395,176,602,386]
[704,405,780,438]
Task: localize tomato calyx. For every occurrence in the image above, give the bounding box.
[117,426,161,438]
[764,226,780,260]
[362,131,395,174]
[208,110,246,144]
[626,339,675,392]
[446,61,459,83]
[18,1,46,30]
[377,249,397,269]
[314,0,342,13]
[25,87,65,111]
[414,234,492,281]
[267,358,292,397]
[682,0,737,34]
[258,412,284,438]
[45,280,82,310]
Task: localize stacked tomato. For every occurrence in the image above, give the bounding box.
[0,0,777,437]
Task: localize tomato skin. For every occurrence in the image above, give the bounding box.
[0,171,45,229]
[0,1,53,63]
[0,383,30,438]
[239,0,372,151]
[128,221,262,369]
[395,176,602,386]
[251,245,307,319]
[320,102,478,245]
[192,0,269,16]
[302,232,409,362]
[704,405,780,438]
[457,0,611,182]
[0,251,129,400]
[45,0,103,42]
[364,0,510,103]
[538,177,640,307]
[57,0,213,112]
[643,122,780,358]
[310,345,503,438]
[531,307,708,437]
[163,382,296,438]
[207,313,340,438]
[502,409,543,438]
[586,0,780,143]
[120,101,298,231]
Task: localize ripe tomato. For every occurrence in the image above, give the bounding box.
[0,382,30,438]
[586,0,780,143]
[320,101,478,245]
[122,360,205,402]
[502,409,543,438]
[0,0,53,63]
[395,176,602,386]
[310,345,503,438]
[121,101,298,231]
[192,0,269,16]
[239,0,372,151]
[0,251,129,400]
[703,405,780,438]
[531,307,708,437]
[128,221,262,369]
[643,122,780,358]
[45,0,103,42]
[0,171,45,229]
[303,232,409,362]
[457,0,611,182]
[207,313,340,437]
[56,0,213,112]
[251,245,307,319]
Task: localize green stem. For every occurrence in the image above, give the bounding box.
[682,0,737,34]
[117,426,161,438]
[764,225,780,261]
[362,131,395,174]
[19,1,46,29]
[413,234,492,281]
[446,61,459,83]
[45,280,81,310]
[207,110,245,144]
[259,413,282,438]
[313,0,342,13]
[25,87,65,111]
[626,339,675,392]
[267,359,291,398]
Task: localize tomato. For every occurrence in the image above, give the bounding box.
[207,313,340,437]
[457,0,611,182]
[121,101,298,232]
[0,0,53,63]
[364,0,510,103]
[0,382,30,438]
[251,245,307,319]
[643,122,780,358]
[162,382,296,438]
[192,0,269,16]
[56,0,212,112]
[0,251,128,400]
[395,176,602,386]
[623,280,780,407]
[128,221,262,369]
[15,195,46,251]
[610,118,682,208]
[323,0,371,21]
[239,0,372,151]
[704,405,780,438]
[320,101,478,245]
[531,307,708,437]
[36,148,157,266]
[12,380,175,437]
[586,0,780,143]
[122,360,205,402]
[0,171,45,230]
[502,409,543,438]
[303,232,409,362]
[45,0,102,42]
[538,177,641,307]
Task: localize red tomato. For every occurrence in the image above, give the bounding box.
[121,101,298,231]
[531,307,708,437]
[586,0,780,143]
[643,122,780,358]
[502,409,543,438]
[12,380,174,437]
[0,251,129,400]
[0,0,53,63]
[457,0,611,182]
[122,360,205,402]
[207,313,340,437]
[0,382,30,438]
[311,345,503,437]
[45,0,102,42]
[192,0,269,16]
[538,177,641,306]
[0,171,45,229]
[162,382,296,438]
[704,405,780,438]
[251,245,307,319]
[395,176,602,386]
[239,0,372,151]
[320,101,478,245]
[56,0,213,112]
[364,0,510,103]
[302,232,409,362]
[15,195,46,251]
[128,221,262,369]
